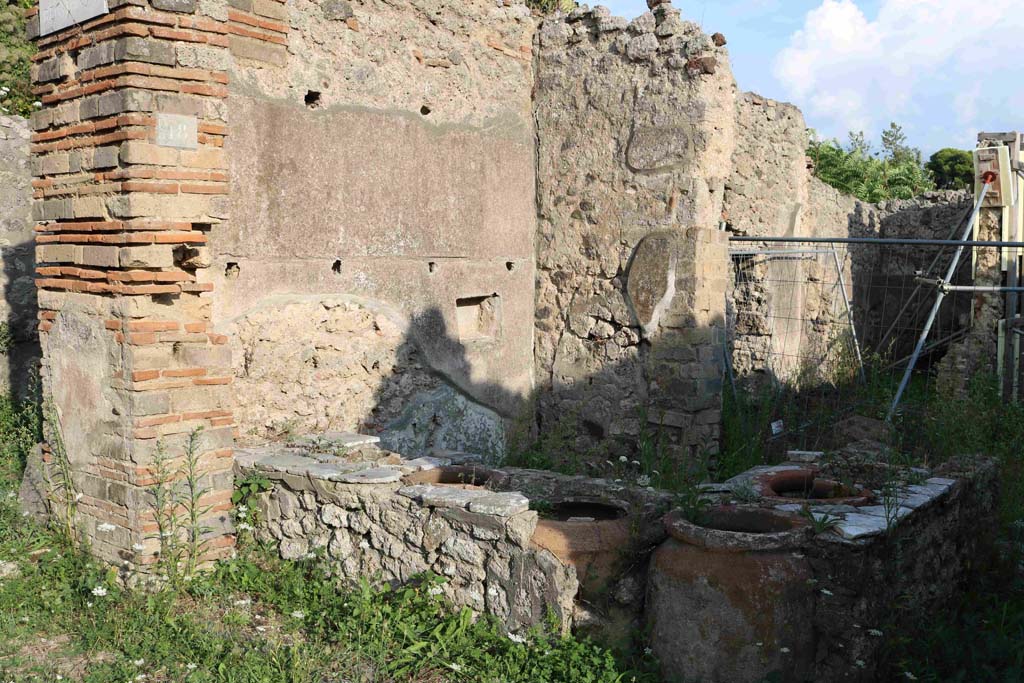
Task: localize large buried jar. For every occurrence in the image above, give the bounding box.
[647,506,814,683]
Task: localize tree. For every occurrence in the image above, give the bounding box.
[808,124,935,203]
[926,148,974,190]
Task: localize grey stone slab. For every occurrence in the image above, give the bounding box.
[467,492,530,517]
[774,503,803,513]
[404,456,452,471]
[924,477,955,493]
[156,114,198,150]
[895,491,935,509]
[724,464,804,487]
[254,453,320,475]
[852,505,913,520]
[301,463,353,481]
[835,513,889,540]
[786,450,824,463]
[299,431,381,449]
[40,0,109,36]
[336,467,402,484]
[420,486,491,510]
[397,484,435,502]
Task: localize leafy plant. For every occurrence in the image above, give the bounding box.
[0,0,34,117]
[808,123,935,202]
[799,504,841,534]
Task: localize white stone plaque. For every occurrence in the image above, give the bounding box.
[39,0,109,36]
[155,114,198,150]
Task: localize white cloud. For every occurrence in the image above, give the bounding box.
[773,0,1024,152]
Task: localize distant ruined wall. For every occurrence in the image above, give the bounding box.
[533,5,734,456]
[0,115,38,391]
[724,93,878,384]
[210,0,538,453]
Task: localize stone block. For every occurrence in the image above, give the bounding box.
[129,391,171,417]
[72,196,107,219]
[152,0,197,12]
[81,246,120,267]
[336,467,402,484]
[120,141,179,166]
[119,245,174,268]
[36,244,78,264]
[467,492,529,517]
[115,37,177,66]
[252,0,286,19]
[228,35,287,67]
[421,486,490,510]
[85,146,120,170]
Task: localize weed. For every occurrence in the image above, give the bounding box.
[799,505,841,534]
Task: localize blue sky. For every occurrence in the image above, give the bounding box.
[602,0,1024,157]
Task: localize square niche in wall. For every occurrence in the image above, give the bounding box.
[456,294,501,342]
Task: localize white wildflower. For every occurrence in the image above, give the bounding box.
[618,456,628,463]
[97,522,116,532]
[234,599,252,607]
[91,586,108,597]
[637,475,651,487]
[133,659,145,666]
[507,633,526,644]
[236,522,253,532]
[780,647,790,654]
[236,510,247,520]
[237,505,248,513]
[820,588,833,596]
[291,610,305,619]
[255,625,266,632]
[605,460,614,467]
[904,673,918,681]
[643,648,653,656]
[33,101,42,109]
[867,628,883,637]
[86,601,93,608]
[186,663,198,670]
[855,660,866,668]
[448,663,462,673]
[427,586,443,596]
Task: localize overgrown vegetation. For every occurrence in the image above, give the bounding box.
[808,123,936,202]
[0,0,34,117]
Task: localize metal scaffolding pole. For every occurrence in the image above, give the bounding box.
[885,176,995,422]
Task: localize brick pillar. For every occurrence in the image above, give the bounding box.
[27,0,234,568]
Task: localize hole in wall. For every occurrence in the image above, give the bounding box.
[225,262,240,280]
[506,261,515,272]
[305,90,322,108]
[428,261,437,274]
[420,105,432,116]
[455,293,500,341]
[332,259,342,274]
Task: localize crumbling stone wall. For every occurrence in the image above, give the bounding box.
[209,0,538,451]
[533,5,735,455]
[237,445,580,634]
[724,93,875,384]
[0,114,38,391]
